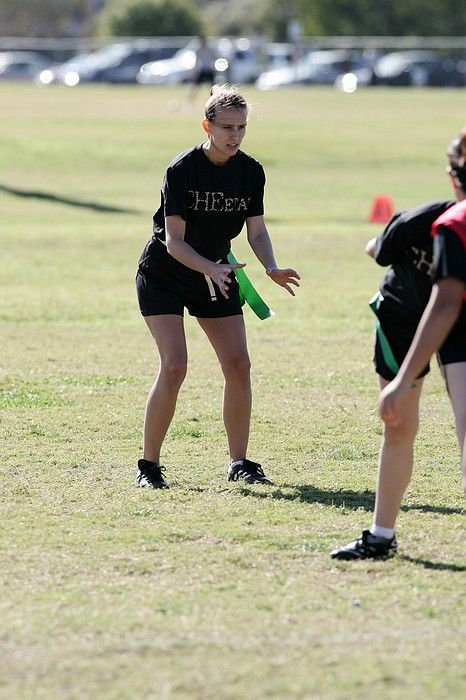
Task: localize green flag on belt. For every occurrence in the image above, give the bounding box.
[227,251,274,320]
[369,291,399,375]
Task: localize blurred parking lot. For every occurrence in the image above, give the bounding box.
[0,37,465,90]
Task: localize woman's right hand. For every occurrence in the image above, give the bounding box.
[208,261,246,299]
[378,376,411,427]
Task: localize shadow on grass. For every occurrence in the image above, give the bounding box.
[0,183,138,214]
[240,484,464,516]
[236,485,375,508]
[400,555,466,572]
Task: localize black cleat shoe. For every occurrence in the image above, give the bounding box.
[136,459,169,489]
[330,530,397,560]
[227,459,274,485]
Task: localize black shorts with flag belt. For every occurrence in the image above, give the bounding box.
[373,299,430,381]
[136,238,243,318]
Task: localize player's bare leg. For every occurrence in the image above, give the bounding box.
[197,315,251,461]
[373,375,424,529]
[143,314,188,463]
[442,361,466,496]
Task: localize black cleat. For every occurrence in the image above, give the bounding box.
[330,530,397,560]
[227,459,274,485]
[136,459,169,489]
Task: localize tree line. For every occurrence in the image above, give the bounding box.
[1,0,465,40]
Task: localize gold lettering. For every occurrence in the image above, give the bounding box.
[411,246,433,275]
[192,191,210,211]
[187,192,252,213]
[211,192,224,211]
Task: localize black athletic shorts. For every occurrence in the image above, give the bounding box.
[437,305,466,366]
[136,268,243,318]
[373,301,430,381]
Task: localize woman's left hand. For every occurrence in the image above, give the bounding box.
[266,267,300,296]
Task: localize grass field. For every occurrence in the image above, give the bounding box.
[0,82,465,699]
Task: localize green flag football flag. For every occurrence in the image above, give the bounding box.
[369,291,399,375]
[227,251,274,320]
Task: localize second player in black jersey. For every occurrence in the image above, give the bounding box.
[332,127,466,560]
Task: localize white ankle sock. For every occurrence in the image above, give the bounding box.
[370,524,395,539]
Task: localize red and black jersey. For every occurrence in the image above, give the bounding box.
[432,198,466,250]
[431,199,466,363]
[431,199,466,299]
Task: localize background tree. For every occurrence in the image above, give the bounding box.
[255,0,466,40]
[296,0,465,38]
[0,0,90,37]
[98,0,204,37]
[256,0,301,41]
[199,0,262,37]
[0,0,464,40]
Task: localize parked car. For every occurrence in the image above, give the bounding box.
[137,37,260,86]
[256,49,363,90]
[37,52,92,86]
[221,37,260,84]
[336,50,466,90]
[90,45,178,84]
[37,42,179,86]
[0,51,52,81]
[264,43,300,71]
[372,50,465,87]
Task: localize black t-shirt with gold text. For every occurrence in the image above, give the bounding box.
[138,145,265,290]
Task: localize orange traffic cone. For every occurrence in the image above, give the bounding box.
[369,195,394,224]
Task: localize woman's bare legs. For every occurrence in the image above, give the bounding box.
[442,361,466,496]
[373,375,425,529]
[196,315,251,461]
[143,314,188,463]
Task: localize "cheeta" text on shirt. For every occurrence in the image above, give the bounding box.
[188,190,251,212]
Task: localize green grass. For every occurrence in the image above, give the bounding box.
[0,83,465,699]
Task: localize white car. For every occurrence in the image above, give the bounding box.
[256,49,363,90]
[0,51,52,81]
[36,42,179,86]
[137,37,259,86]
[138,40,198,85]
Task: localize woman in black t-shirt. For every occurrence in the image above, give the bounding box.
[135,85,300,489]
